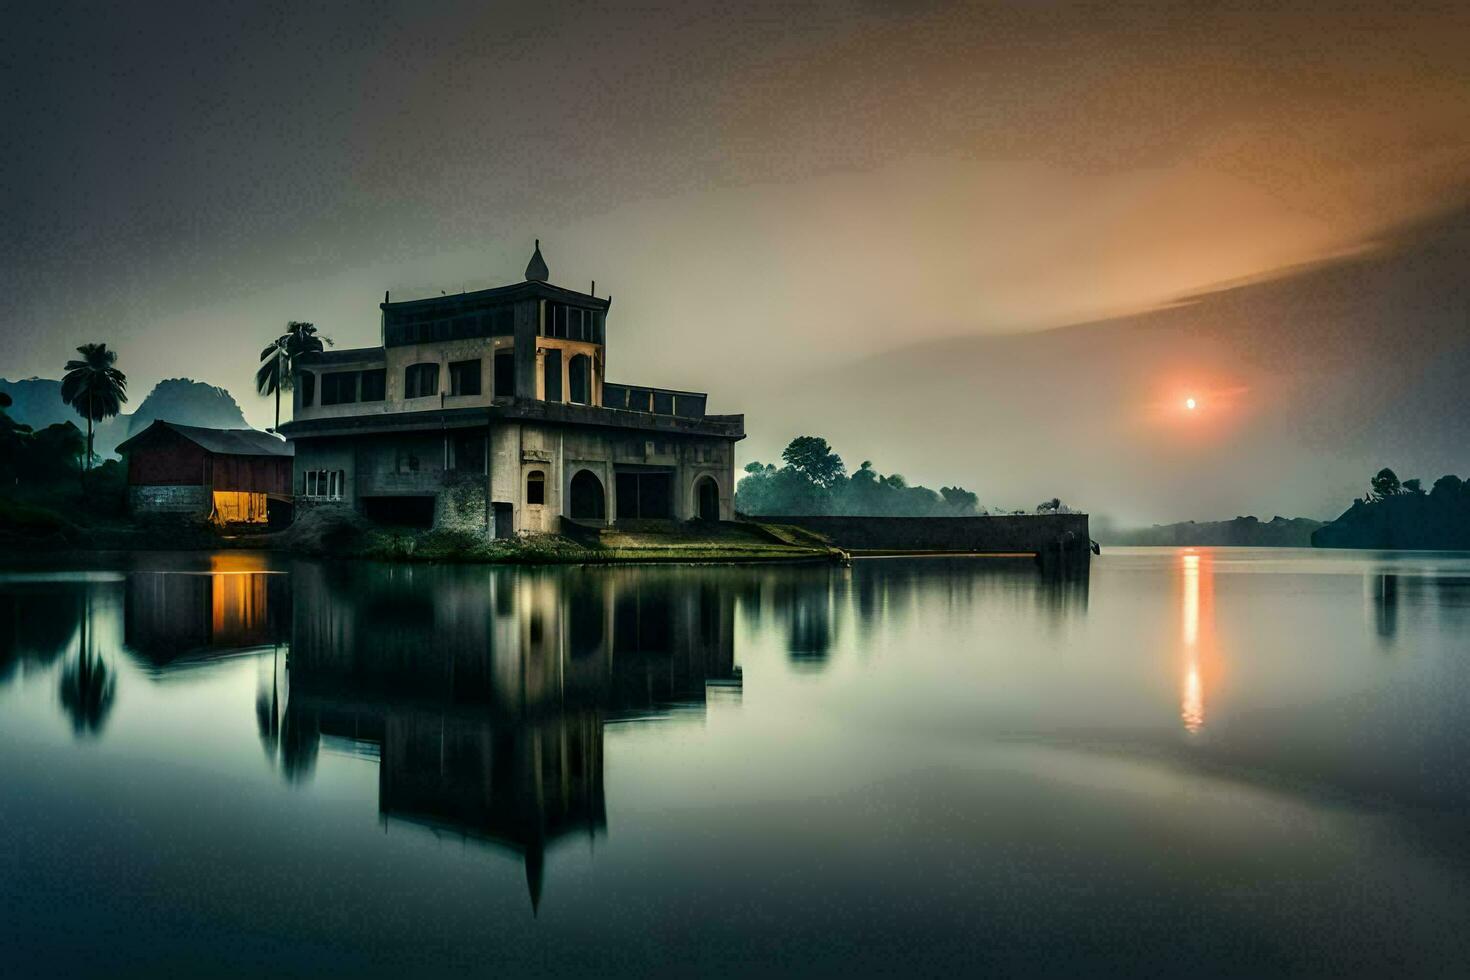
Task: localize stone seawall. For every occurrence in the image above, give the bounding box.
[756,514,1092,557]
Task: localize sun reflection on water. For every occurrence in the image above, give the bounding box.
[1179,552,1215,735]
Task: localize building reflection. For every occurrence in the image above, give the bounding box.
[124,554,290,668]
[1179,551,1217,736]
[276,564,740,912]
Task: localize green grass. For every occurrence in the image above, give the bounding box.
[351,522,842,565]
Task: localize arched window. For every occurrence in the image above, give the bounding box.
[568,354,591,405]
[526,470,546,505]
[569,469,605,521]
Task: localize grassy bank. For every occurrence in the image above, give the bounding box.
[349,520,842,565]
[0,498,843,565]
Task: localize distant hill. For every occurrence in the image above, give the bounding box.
[1099,515,1324,547]
[0,378,77,431]
[0,377,249,458]
[1313,476,1470,550]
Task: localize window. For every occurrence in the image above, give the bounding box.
[449,359,481,396]
[568,354,590,405]
[451,432,485,473]
[299,371,315,407]
[526,470,546,505]
[493,349,515,397]
[404,363,439,399]
[360,368,386,401]
[304,469,346,500]
[653,390,674,415]
[543,349,562,402]
[321,371,358,406]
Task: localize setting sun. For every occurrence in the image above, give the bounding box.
[1185,397,1197,411]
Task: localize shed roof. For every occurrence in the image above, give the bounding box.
[116,420,294,457]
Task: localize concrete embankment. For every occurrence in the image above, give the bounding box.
[754,514,1093,565]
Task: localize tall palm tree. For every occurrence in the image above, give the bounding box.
[58,589,116,737]
[256,321,329,430]
[60,343,127,472]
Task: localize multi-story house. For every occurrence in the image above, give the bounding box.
[278,243,743,536]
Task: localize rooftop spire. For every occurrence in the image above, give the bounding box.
[525,239,549,282]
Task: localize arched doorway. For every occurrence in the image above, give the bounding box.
[695,476,720,522]
[569,469,606,521]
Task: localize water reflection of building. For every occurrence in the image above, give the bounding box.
[279,564,740,911]
[124,556,290,667]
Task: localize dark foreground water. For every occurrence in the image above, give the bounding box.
[2,548,1468,977]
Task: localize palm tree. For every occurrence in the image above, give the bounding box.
[57,589,116,737]
[256,321,329,430]
[60,343,127,472]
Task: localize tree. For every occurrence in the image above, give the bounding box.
[781,436,846,491]
[60,343,127,472]
[1430,474,1464,502]
[57,591,115,737]
[257,320,329,430]
[0,392,31,486]
[1403,478,1424,495]
[1369,467,1401,501]
[940,486,980,515]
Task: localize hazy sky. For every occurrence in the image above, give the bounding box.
[4,2,1468,515]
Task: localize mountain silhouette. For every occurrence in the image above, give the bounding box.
[0,377,249,459]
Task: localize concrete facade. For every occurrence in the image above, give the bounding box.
[280,245,743,535]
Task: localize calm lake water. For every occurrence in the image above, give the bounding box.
[2,548,1468,977]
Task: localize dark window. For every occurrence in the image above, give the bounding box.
[361,496,435,528]
[449,359,481,396]
[321,371,358,406]
[526,470,546,505]
[543,349,562,402]
[360,369,386,401]
[299,371,315,407]
[653,390,674,415]
[594,312,605,344]
[452,431,485,473]
[568,354,591,405]
[615,471,673,519]
[493,350,515,397]
[405,363,439,398]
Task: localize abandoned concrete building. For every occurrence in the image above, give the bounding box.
[278,243,743,535]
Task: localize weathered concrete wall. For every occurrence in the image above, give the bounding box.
[130,485,211,520]
[759,514,1092,556]
[437,473,489,534]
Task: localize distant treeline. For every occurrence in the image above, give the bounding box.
[1314,468,1470,550]
[737,436,1012,517]
[1098,515,1323,547]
